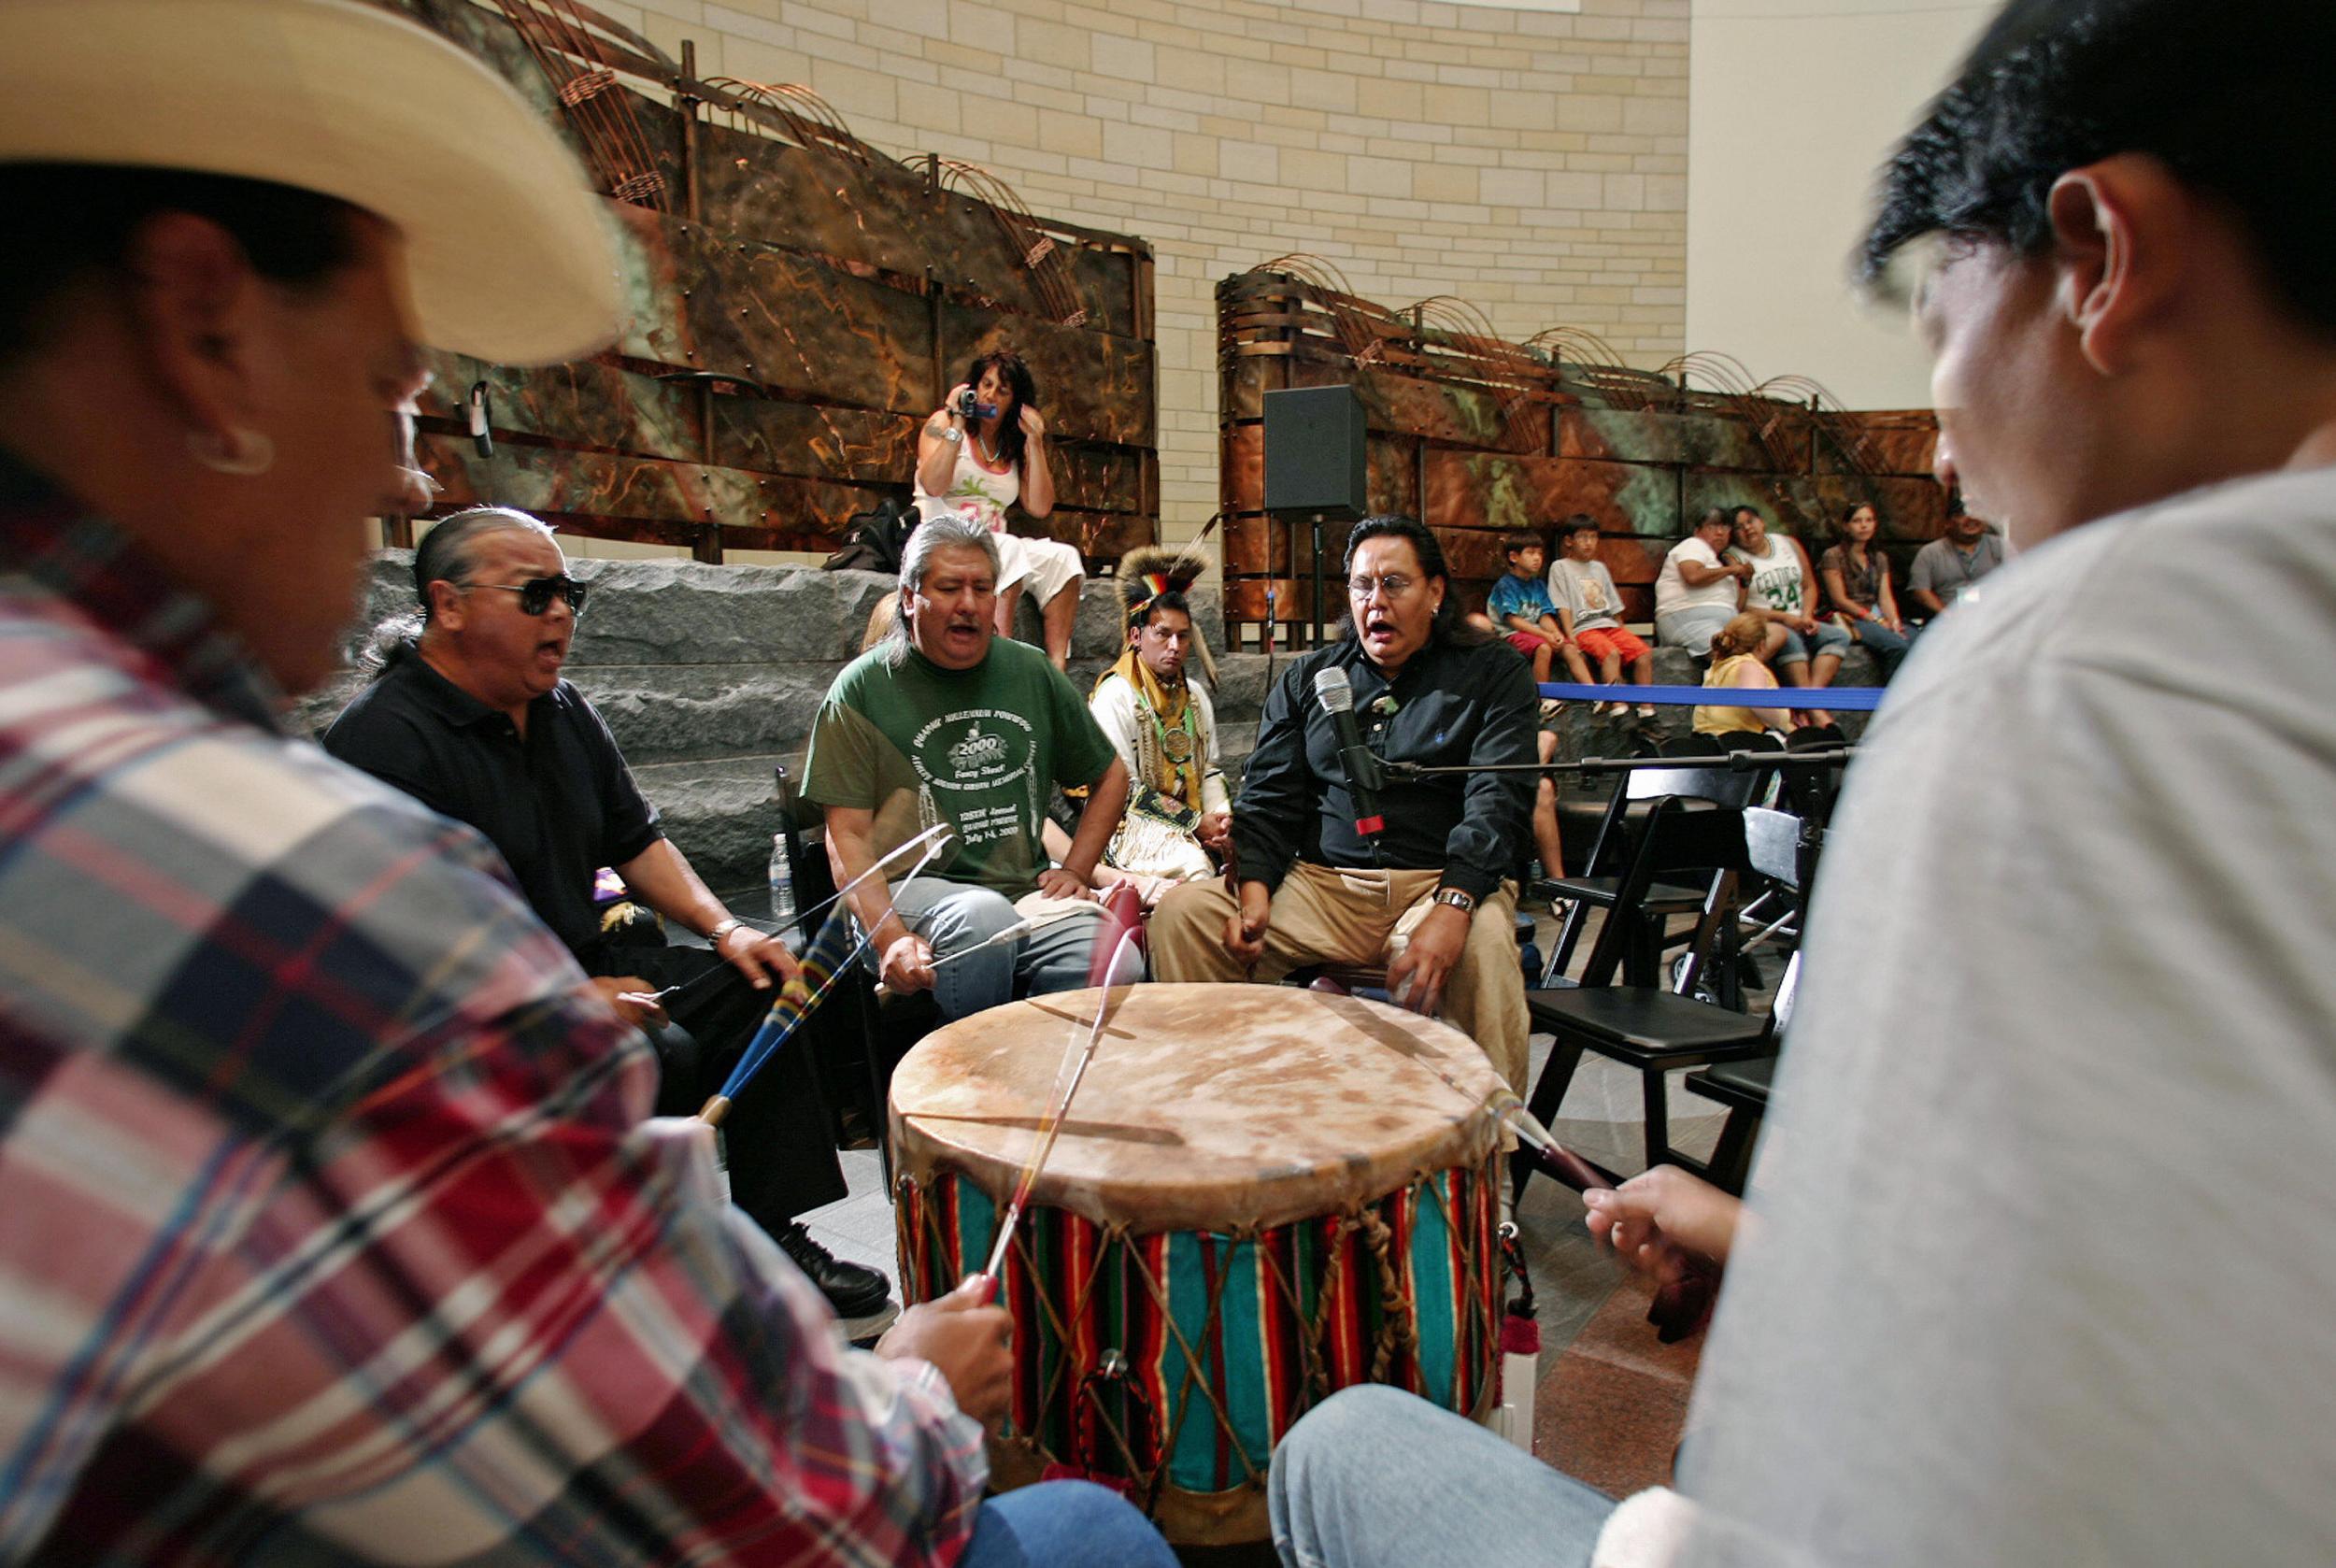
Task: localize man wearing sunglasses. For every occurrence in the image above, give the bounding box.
[325,506,892,1326]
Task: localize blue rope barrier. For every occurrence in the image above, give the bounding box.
[1537,682,1886,711]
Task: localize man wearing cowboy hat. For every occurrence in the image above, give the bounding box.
[1083,546,1234,893]
[0,4,1173,1564]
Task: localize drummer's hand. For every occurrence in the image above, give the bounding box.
[1225,880,1271,969]
[1583,1165,1742,1280]
[1387,903,1468,1016]
[716,920,800,992]
[1035,864,1094,901]
[1196,811,1232,850]
[878,931,937,994]
[877,1276,1015,1426]
[586,975,666,1031]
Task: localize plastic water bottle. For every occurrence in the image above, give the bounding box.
[768,833,798,940]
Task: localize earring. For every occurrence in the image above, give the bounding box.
[187,427,275,477]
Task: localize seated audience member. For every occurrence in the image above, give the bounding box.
[1652,507,1750,655]
[324,507,888,1321]
[1731,504,1846,727]
[805,516,1135,1020]
[0,4,1174,1561]
[1086,547,1233,893]
[914,349,1086,669]
[1530,728,1568,887]
[1549,513,1658,717]
[1268,1,2336,1564]
[1149,516,1537,1091]
[1817,500,1916,676]
[1693,611,1793,740]
[1486,528,1589,712]
[1906,503,2008,618]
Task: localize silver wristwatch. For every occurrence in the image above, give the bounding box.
[1432,886,1477,915]
[938,425,964,445]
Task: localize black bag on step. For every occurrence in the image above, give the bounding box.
[822,496,916,575]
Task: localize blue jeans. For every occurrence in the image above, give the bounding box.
[1271,1386,1616,1568]
[960,1479,1178,1568]
[1845,616,1916,677]
[1773,619,1851,666]
[886,877,1138,1020]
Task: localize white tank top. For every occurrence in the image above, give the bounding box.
[914,435,1019,531]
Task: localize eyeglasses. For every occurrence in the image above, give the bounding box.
[462,575,589,616]
[1346,573,1417,600]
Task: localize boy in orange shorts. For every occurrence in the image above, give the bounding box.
[1488,530,1595,717]
[1549,514,1657,718]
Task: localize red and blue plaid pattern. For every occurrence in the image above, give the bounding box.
[0,464,985,1564]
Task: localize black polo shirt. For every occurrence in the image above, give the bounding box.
[322,646,662,970]
[1231,634,1536,901]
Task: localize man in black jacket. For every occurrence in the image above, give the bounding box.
[1149,515,1537,1090]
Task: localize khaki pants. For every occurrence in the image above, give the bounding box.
[1149,861,1529,1093]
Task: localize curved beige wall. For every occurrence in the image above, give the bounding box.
[1686,0,1994,409]
[591,0,1688,562]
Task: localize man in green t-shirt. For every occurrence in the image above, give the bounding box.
[805,515,1132,1019]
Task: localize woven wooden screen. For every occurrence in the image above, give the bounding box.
[382,0,1156,563]
[1218,263,1942,639]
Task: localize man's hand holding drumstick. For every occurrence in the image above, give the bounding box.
[1386,901,1468,1018]
[876,1276,1015,1427]
[1223,879,1273,971]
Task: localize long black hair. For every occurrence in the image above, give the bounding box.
[1341,514,1491,649]
[961,349,1038,473]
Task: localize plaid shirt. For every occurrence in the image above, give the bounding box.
[0,456,985,1564]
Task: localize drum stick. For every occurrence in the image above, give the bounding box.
[926,906,1089,970]
[1354,1016,1622,1194]
[792,820,955,930]
[1497,1093,1623,1193]
[974,923,1145,1295]
[649,822,955,1007]
[697,831,952,1128]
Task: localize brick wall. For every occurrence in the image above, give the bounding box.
[577,0,1688,563]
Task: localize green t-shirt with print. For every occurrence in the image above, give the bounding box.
[803,636,1118,896]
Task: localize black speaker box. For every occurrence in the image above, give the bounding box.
[1263,384,1367,519]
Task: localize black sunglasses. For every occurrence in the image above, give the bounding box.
[463,575,589,617]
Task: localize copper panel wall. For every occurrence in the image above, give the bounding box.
[389,0,1156,564]
[1218,268,1941,636]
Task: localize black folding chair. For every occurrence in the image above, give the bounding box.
[1538,759,1770,987]
[1681,1056,1773,1196]
[1514,803,1808,1197]
[1679,806,1827,1193]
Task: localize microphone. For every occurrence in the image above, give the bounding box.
[1312,665,1386,845]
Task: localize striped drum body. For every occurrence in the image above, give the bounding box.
[890,985,1506,1545]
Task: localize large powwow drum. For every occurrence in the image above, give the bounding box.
[890,983,1505,1544]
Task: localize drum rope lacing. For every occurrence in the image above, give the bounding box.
[897,1155,1505,1494]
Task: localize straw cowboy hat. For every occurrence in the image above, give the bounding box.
[0,0,620,365]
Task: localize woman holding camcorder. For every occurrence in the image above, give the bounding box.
[912,349,1085,668]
